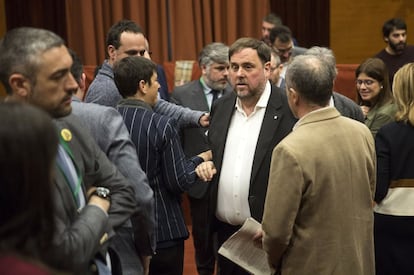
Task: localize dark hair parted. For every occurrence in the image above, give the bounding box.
[229,37,271,65]
[106,19,144,49]
[0,27,64,94]
[0,102,58,261]
[382,18,407,38]
[355,58,393,107]
[286,55,334,106]
[113,56,157,98]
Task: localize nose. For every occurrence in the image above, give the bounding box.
[67,73,79,93]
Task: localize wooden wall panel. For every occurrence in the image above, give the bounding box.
[331,0,414,64]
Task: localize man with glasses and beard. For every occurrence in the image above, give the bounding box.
[375,18,414,89]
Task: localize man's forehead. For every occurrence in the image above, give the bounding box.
[390,29,406,35]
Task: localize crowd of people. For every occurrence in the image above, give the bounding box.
[0,13,413,275]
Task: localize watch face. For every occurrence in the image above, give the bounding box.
[96,187,110,198]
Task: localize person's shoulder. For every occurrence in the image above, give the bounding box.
[172,80,200,95]
[333,92,358,106]
[374,49,387,59]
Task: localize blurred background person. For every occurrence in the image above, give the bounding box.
[260,13,282,46]
[0,103,59,275]
[268,49,285,89]
[374,62,414,275]
[375,18,414,89]
[356,58,397,137]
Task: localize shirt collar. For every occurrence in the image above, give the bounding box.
[235,81,271,115]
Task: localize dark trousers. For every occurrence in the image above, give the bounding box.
[149,241,184,275]
[189,195,216,275]
[216,220,250,275]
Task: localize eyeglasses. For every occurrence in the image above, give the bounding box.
[356,79,376,86]
[273,46,293,55]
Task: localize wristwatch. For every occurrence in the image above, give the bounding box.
[90,187,111,201]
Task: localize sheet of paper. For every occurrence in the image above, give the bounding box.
[218,217,272,275]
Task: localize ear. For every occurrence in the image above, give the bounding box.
[8,73,31,99]
[288,87,299,105]
[201,64,208,75]
[79,72,86,92]
[107,45,117,62]
[264,61,271,73]
[139,79,147,94]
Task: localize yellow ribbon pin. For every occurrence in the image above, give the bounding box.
[61,128,72,142]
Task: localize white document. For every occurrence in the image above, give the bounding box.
[218,217,272,275]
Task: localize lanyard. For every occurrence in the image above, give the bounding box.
[57,134,83,207]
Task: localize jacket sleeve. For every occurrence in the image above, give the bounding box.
[154,98,204,129]
[100,107,156,255]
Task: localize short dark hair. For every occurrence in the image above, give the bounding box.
[113,56,157,98]
[106,19,144,49]
[269,25,292,44]
[382,18,407,38]
[68,48,83,84]
[263,13,282,26]
[229,37,271,65]
[0,102,57,262]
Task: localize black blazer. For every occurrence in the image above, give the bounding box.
[208,85,297,222]
[171,80,232,198]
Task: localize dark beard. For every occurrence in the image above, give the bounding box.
[389,40,406,55]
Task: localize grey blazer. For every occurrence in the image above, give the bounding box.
[71,97,156,256]
[51,114,136,273]
[171,80,232,198]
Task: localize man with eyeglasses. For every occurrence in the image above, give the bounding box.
[374,18,414,89]
[269,25,307,65]
[85,19,209,128]
[269,25,307,88]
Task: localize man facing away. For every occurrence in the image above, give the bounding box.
[171,42,232,275]
[259,54,376,275]
[196,37,297,275]
[375,18,414,89]
[304,46,365,122]
[0,27,136,274]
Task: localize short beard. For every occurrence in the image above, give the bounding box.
[389,40,406,54]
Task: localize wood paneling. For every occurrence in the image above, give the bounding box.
[331,0,414,64]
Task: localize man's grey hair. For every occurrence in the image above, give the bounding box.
[304,46,337,78]
[0,27,65,94]
[198,42,229,67]
[286,55,334,106]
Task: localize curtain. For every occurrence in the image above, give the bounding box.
[65,0,270,66]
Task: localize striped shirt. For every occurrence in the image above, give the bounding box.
[117,98,203,244]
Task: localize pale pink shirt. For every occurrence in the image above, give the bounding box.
[216,81,271,225]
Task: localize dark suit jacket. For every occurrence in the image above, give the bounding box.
[208,85,297,223]
[333,91,364,122]
[171,80,232,198]
[51,114,136,273]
